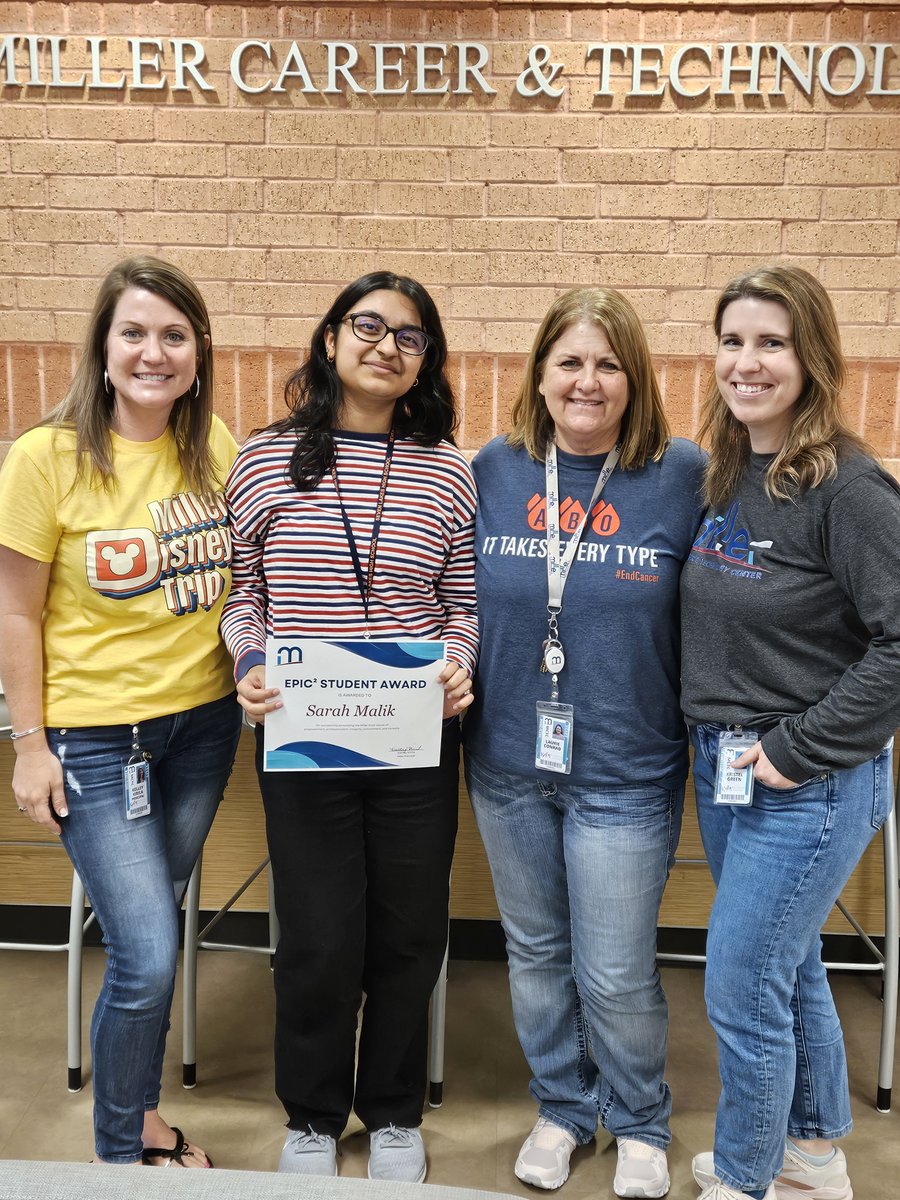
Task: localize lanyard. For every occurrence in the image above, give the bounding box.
[543,437,620,698]
[330,430,395,636]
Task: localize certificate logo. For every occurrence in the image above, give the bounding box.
[276,645,304,666]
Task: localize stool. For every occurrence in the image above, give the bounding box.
[0,683,94,1093]
[0,869,93,1093]
[661,785,899,1113]
[181,852,450,1105]
[428,939,449,1107]
[182,851,279,1088]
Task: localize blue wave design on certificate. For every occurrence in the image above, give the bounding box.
[330,641,443,668]
[267,741,391,770]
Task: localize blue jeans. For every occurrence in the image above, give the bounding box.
[50,693,242,1163]
[691,724,893,1194]
[465,752,683,1148]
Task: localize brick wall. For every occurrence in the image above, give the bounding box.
[1,1,899,469]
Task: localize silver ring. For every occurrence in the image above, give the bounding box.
[17,807,27,813]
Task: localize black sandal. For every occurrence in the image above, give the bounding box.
[142,1126,212,1168]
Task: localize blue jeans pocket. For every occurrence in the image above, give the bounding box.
[571,783,677,826]
[753,774,828,798]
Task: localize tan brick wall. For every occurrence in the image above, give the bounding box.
[1,1,899,472]
[1,3,898,922]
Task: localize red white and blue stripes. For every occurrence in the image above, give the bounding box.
[222,428,478,680]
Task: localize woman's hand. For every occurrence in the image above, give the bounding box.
[12,743,67,834]
[236,665,282,722]
[439,660,473,718]
[732,741,799,789]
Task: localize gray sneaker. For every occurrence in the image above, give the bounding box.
[278,1129,338,1175]
[368,1125,426,1182]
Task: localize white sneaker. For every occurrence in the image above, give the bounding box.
[514,1117,577,1190]
[693,1152,719,1188]
[776,1143,852,1200]
[277,1129,338,1175]
[697,1184,778,1200]
[614,1138,670,1198]
[693,1145,852,1200]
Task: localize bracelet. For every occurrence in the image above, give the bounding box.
[10,724,45,741]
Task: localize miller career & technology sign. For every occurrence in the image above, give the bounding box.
[0,36,898,100]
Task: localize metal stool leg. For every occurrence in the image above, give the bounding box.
[67,872,85,1093]
[267,861,279,966]
[182,856,275,1087]
[877,805,898,1112]
[428,939,449,1107]
[182,854,202,1088]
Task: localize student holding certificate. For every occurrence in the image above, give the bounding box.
[682,265,900,1200]
[464,289,706,1199]
[221,272,477,1184]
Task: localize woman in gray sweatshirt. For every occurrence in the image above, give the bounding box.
[681,264,900,1200]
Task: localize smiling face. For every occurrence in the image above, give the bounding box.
[538,320,630,456]
[324,288,424,433]
[105,287,201,441]
[715,297,806,453]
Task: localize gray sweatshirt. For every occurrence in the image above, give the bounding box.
[681,447,900,782]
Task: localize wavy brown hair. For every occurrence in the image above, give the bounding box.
[508,288,670,467]
[700,264,869,507]
[45,255,221,496]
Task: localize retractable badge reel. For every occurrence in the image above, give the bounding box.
[535,607,574,775]
[713,729,758,806]
[123,724,152,820]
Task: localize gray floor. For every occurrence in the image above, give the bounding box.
[1,948,898,1197]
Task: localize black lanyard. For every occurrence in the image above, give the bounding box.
[330,430,396,632]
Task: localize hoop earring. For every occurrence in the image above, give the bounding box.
[191,375,200,399]
[412,377,419,388]
[103,369,113,396]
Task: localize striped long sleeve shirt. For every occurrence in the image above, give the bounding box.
[221,428,479,681]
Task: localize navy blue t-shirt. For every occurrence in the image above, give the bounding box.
[465,436,706,787]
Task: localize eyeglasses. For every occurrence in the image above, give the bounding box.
[342,313,429,356]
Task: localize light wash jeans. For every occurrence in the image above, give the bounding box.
[691,724,893,1195]
[50,693,242,1163]
[465,751,683,1148]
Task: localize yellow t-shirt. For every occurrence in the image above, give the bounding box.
[0,418,238,726]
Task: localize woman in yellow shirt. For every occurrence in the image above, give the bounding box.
[0,256,242,1168]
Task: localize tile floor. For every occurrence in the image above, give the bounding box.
[1,947,898,1197]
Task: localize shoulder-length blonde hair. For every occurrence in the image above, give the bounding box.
[46,255,221,496]
[700,264,868,507]
[508,288,670,467]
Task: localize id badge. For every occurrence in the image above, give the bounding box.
[124,759,151,820]
[535,701,574,775]
[714,730,758,806]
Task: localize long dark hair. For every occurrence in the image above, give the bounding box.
[269,272,456,491]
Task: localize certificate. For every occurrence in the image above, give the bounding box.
[263,638,446,771]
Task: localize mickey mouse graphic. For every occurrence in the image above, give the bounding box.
[85,528,162,597]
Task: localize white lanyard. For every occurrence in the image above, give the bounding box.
[543,437,620,699]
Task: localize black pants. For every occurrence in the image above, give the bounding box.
[256,719,460,1137]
